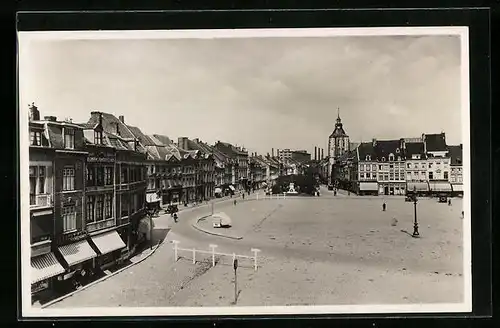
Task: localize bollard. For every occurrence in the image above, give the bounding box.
[251,248,261,271]
[209,244,218,267]
[172,240,180,262]
[192,248,196,264]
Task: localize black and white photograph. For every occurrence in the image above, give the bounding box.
[18,27,471,317]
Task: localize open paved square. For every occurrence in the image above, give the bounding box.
[49,195,465,308]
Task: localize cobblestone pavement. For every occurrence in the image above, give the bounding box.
[49,193,464,308]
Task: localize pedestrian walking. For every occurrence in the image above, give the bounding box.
[234,199,237,206]
[382,202,386,211]
[173,213,178,223]
[242,193,245,200]
[448,199,452,206]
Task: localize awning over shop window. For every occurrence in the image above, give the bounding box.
[228,185,235,191]
[407,182,430,192]
[146,192,161,203]
[429,181,452,192]
[90,230,126,255]
[58,240,97,267]
[359,182,378,191]
[31,252,65,284]
[452,184,463,192]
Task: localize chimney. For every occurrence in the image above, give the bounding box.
[44,116,57,122]
[119,115,125,124]
[314,146,317,161]
[372,138,377,147]
[193,138,199,143]
[321,148,324,159]
[99,112,103,126]
[271,148,274,157]
[29,103,40,121]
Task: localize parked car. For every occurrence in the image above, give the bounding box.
[438,195,448,203]
[165,204,179,214]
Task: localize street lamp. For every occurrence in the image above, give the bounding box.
[144,204,157,250]
[412,186,420,238]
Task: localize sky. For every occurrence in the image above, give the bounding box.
[19,32,463,156]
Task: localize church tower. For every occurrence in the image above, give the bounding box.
[328,109,350,184]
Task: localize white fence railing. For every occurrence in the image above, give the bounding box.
[172,240,261,271]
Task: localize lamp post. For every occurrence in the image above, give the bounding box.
[412,186,420,237]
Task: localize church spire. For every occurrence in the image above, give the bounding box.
[336,107,342,125]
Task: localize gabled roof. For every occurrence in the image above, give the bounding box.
[424,133,447,152]
[448,145,463,166]
[404,142,427,159]
[357,142,376,161]
[374,139,403,161]
[214,141,248,157]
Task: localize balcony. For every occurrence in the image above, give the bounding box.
[30,194,53,208]
[86,218,115,233]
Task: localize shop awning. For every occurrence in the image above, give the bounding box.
[214,187,222,194]
[146,192,161,203]
[407,182,429,192]
[429,181,452,192]
[228,185,235,191]
[31,252,65,284]
[90,230,126,255]
[359,182,378,191]
[58,240,97,267]
[452,184,463,192]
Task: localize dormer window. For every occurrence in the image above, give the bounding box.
[396,148,400,153]
[64,128,75,149]
[397,156,401,161]
[381,157,386,162]
[94,131,103,145]
[365,155,371,161]
[30,131,42,146]
[388,154,395,161]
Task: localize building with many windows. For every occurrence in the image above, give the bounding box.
[402,139,429,196]
[214,141,249,191]
[448,144,463,196]
[373,139,406,195]
[352,142,379,195]
[423,133,452,196]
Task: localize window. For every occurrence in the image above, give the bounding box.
[366,165,371,171]
[29,166,37,205]
[121,194,129,217]
[384,174,389,181]
[397,156,401,161]
[389,154,394,161]
[389,173,394,180]
[407,172,412,180]
[389,164,394,169]
[396,148,400,153]
[62,167,75,191]
[94,131,103,145]
[444,171,449,180]
[381,157,386,162]
[372,164,377,171]
[450,176,456,183]
[104,194,112,219]
[38,167,45,194]
[105,167,113,185]
[359,164,364,171]
[64,128,75,149]
[365,155,371,161]
[121,167,128,184]
[360,173,365,179]
[86,166,95,187]
[407,163,411,169]
[96,195,104,221]
[30,131,42,146]
[86,195,95,223]
[429,172,434,180]
[62,206,77,232]
[428,163,432,168]
[96,167,104,186]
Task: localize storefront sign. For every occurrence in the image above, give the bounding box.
[31,280,49,293]
[87,153,114,163]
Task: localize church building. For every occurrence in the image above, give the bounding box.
[328,109,350,185]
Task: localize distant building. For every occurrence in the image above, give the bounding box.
[373,139,406,195]
[291,150,311,163]
[277,149,292,164]
[423,133,452,196]
[402,138,429,196]
[447,144,463,196]
[353,142,378,195]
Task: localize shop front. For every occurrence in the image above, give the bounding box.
[451,184,463,197]
[429,181,453,196]
[31,251,65,298]
[55,239,98,290]
[89,229,127,271]
[358,182,378,196]
[406,181,430,197]
[146,191,161,211]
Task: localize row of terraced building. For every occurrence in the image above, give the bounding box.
[28,104,281,302]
